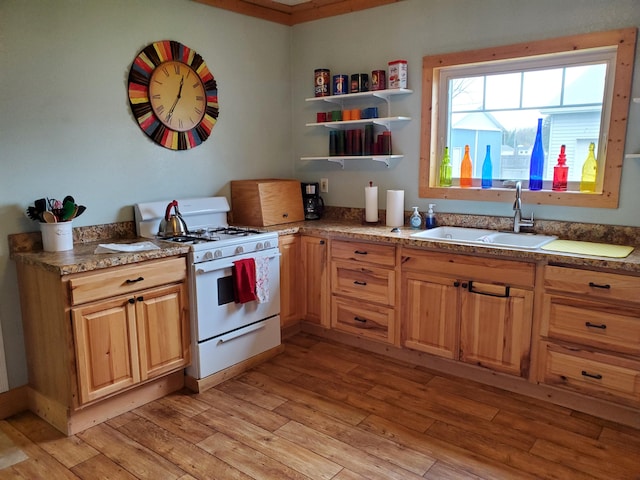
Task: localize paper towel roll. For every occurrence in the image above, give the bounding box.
[365,185,378,222]
[386,190,404,227]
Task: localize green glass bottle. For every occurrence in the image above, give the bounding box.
[580,142,597,193]
[439,147,452,187]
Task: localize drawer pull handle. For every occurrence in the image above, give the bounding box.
[588,282,610,289]
[353,280,367,286]
[354,316,367,323]
[581,370,603,380]
[585,322,607,330]
[354,250,368,255]
[126,276,144,284]
[319,240,325,245]
[468,281,510,298]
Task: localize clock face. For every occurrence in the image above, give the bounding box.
[149,61,206,132]
[127,40,219,150]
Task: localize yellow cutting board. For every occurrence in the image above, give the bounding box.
[541,239,634,258]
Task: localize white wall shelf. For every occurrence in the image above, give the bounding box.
[300,155,403,169]
[302,88,412,166]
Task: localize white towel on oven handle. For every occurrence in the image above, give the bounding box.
[255,256,270,303]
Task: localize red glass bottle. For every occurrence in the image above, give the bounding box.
[552,144,568,191]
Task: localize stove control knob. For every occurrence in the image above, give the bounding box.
[264,240,272,249]
[256,242,263,251]
[214,250,223,259]
[235,246,244,254]
[203,251,213,261]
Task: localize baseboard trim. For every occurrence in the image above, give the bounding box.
[0,386,28,420]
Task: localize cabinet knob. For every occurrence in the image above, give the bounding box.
[137,296,144,302]
[319,240,325,245]
[453,281,460,287]
[128,298,135,304]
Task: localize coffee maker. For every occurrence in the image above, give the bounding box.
[301,182,324,220]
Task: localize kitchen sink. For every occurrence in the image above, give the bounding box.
[410,226,557,250]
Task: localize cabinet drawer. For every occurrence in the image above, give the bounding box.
[331,297,395,344]
[541,342,640,407]
[542,294,640,355]
[401,248,535,287]
[544,265,640,304]
[68,257,187,305]
[331,240,396,267]
[331,261,395,305]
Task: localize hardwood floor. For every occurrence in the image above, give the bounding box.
[1,333,639,479]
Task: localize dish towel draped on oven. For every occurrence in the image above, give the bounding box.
[232,258,257,304]
[255,256,270,303]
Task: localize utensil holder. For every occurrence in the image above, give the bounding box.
[41,221,73,252]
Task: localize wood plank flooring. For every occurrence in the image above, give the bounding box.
[1,333,639,479]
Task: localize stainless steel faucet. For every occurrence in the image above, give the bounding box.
[513,181,534,233]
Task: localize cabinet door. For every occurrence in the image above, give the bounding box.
[72,297,140,405]
[279,234,301,328]
[301,236,329,326]
[459,282,533,377]
[402,272,459,359]
[136,284,190,381]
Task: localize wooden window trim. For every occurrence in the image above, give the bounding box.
[419,28,637,208]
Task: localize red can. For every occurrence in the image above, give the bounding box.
[371,70,386,91]
[314,69,330,97]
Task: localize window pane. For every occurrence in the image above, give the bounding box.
[486,73,521,110]
[522,68,563,108]
[563,64,606,105]
[451,77,484,112]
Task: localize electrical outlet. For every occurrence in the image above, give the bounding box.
[320,178,329,193]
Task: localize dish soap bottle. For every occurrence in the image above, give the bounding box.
[410,206,422,229]
[425,204,437,229]
[580,142,597,192]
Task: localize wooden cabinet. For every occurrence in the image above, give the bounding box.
[16,256,190,434]
[330,239,397,344]
[538,265,640,407]
[279,234,301,328]
[401,249,535,377]
[301,235,329,326]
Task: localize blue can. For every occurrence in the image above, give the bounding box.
[333,75,348,95]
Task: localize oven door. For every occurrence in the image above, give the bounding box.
[190,249,280,342]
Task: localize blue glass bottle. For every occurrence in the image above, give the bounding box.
[481,145,492,189]
[528,118,544,191]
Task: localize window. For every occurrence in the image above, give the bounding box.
[419,28,636,208]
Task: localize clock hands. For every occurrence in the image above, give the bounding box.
[165,76,185,123]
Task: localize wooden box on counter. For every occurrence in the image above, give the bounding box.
[231,179,304,226]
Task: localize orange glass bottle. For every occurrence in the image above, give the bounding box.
[460,145,473,187]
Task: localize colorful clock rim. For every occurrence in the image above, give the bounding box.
[127,40,219,151]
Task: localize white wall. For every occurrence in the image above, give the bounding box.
[0,0,292,388]
[291,0,640,225]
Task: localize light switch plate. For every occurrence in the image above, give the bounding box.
[320,178,329,193]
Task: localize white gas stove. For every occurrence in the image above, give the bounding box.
[134,197,281,385]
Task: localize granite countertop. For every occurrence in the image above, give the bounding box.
[9,214,640,275]
[265,220,640,274]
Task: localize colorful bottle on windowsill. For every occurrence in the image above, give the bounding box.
[460,145,473,187]
[439,147,452,187]
[481,145,492,189]
[552,144,568,191]
[529,118,544,191]
[580,142,598,193]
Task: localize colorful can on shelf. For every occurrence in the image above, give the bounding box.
[333,74,348,95]
[350,73,369,93]
[388,60,407,89]
[314,69,330,97]
[371,70,386,91]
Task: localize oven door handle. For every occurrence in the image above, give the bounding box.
[217,322,266,344]
[195,252,281,274]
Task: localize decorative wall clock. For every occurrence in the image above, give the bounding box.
[127,40,219,150]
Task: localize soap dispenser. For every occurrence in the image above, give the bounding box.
[425,204,437,229]
[410,206,422,229]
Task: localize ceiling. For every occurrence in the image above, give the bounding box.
[194,0,402,25]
